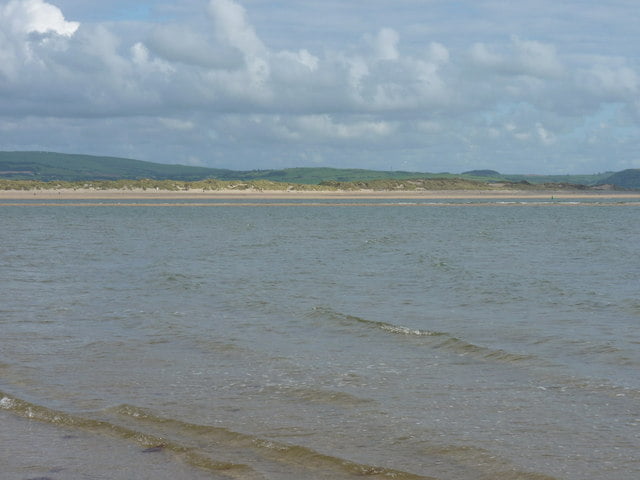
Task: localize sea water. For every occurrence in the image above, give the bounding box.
[1,198,639,479]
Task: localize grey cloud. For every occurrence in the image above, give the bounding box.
[146,24,243,69]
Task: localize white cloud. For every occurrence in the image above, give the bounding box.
[512,37,563,78]
[272,49,319,80]
[208,0,265,57]
[343,55,369,103]
[372,28,400,61]
[0,0,78,80]
[579,62,638,100]
[206,0,271,102]
[0,0,78,36]
[536,122,555,145]
[295,115,394,140]
[427,42,449,64]
[469,37,563,79]
[131,42,174,76]
[470,42,502,67]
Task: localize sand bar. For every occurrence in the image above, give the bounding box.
[1,188,639,200]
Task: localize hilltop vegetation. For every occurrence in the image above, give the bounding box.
[0,151,637,189]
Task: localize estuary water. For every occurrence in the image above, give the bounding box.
[1,198,639,479]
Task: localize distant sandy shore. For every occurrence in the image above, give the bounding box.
[1,188,639,200]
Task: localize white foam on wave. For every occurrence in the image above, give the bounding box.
[379,324,439,336]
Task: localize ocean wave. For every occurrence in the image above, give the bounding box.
[312,307,532,364]
[311,306,445,338]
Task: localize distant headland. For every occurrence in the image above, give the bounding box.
[1,151,638,193]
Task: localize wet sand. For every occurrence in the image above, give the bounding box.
[1,188,638,200]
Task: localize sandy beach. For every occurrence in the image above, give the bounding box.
[1,187,639,200]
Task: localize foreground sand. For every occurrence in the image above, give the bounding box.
[1,188,639,200]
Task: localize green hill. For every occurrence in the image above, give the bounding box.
[597,169,640,189]
[0,151,635,188]
[0,151,233,181]
[461,169,501,177]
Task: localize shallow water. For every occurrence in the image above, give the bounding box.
[1,199,639,479]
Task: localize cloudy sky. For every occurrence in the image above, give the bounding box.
[0,0,638,173]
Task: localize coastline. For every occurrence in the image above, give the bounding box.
[1,188,639,200]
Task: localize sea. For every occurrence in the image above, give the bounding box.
[1,197,639,480]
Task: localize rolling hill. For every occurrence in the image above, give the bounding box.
[0,151,637,188]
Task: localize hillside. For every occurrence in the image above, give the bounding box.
[0,151,636,188]
[0,151,232,181]
[597,169,640,189]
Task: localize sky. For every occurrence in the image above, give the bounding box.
[0,0,638,173]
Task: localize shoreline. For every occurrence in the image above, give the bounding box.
[1,188,639,200]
